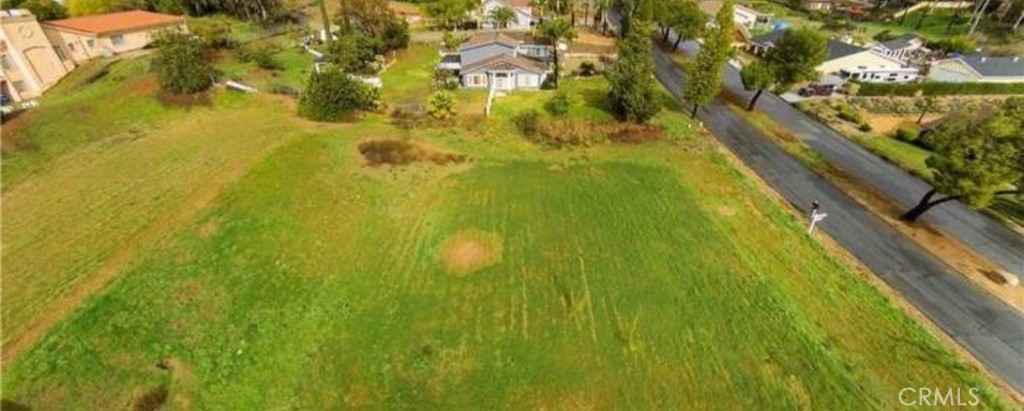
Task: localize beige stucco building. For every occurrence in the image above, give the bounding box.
[1,9,74,103]
[43,10,186,65]
[1,9,185,104]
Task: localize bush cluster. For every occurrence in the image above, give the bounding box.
[895,126,919,143]
[856,81,1024,96]
[153,32,214,94]
[236,44,283,70]
[298,70,380,122]
[544,92,572,117]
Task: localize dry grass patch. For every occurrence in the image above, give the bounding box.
[440,229,503,276]
[358,139,467,167]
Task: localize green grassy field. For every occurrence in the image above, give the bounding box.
[0,43,1015,410]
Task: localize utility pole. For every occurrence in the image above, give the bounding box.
[318,0,332,44]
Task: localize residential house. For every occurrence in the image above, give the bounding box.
[870,34,925,61]
[800,0,835,11]
[1,9,73,104]
[439,32,550,91]
[44,10,186,64]
[748,30,920,83]
[481,0,534,29]
[698,1,773,28]
[927,55,1024,83]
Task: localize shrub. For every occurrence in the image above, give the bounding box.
[298,69,380,121]
[578,61,598,76]
[238,44,282,70]
[428,91,457,121]
[540,75,557,90]
[855,81,1024,96]
[153,32,213,94]
[513,109,541,136]
[544,92,572,117]
[858,122,872,132]
[895,126,919,142]
[927,36,976,55]
[190,16,235,49]
[837,107,864,124]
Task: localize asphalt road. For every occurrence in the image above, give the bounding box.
[610,13,1024,394]
[674,36,1024,277]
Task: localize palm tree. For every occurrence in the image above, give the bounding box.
[593,0,613,33]
[537,17,575,87]
[489,5,518,28]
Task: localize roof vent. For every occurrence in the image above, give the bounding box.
[980,56,987,62]
[1014,56,1021,62]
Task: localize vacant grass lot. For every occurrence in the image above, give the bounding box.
[1,45,1013,410]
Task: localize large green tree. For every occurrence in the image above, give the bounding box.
[739,60,775,111]
[337,0,409,52]
[606,21,661,123]
[152,32,213,94]
[683,0,732,117]
[670,0,705,51]
[488,5,517,28]
[422,0,476,29]
[536,17,575,88]
[15,0,67,20]
[763,27,827,89]
[902,98,1024,221]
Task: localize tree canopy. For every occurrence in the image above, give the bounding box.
[152,32,213,94]
[739,60,775,111]
[11,0,67,20]
[902,98,1024,221]
[763,27,827,89]
[606,21,661,123]
[488,5,517,29]
[298,69,380,122]
[683,0,732,117]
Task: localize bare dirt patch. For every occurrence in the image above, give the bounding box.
[133,386,169,411]
[440,229,503,276]
[358,139,467,167]
[608,124,664,144]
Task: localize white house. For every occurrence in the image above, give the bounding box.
[928,55,1024,83]
[749,30,920,83]
[821,39,919,82]
[438,32,551,91]
[481,0,534,29]
[870,34,925,61]
[699,1,773,28]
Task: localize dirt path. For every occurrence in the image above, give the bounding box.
[1,100,305,366]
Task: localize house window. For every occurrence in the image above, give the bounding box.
[468,74,486,86]
[12,80,25,92]
[68,42,76,52]
[53,46,66,61]
[0,54,10,70]
[111,34,125,46]
[86,39,95,48]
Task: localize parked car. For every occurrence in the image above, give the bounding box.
[798,83,836,97]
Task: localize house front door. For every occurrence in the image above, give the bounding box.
[492,72,512,90]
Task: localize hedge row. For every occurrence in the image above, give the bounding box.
[855,81,1024,96]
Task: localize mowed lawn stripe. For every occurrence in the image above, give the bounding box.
[1,94,309,360]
